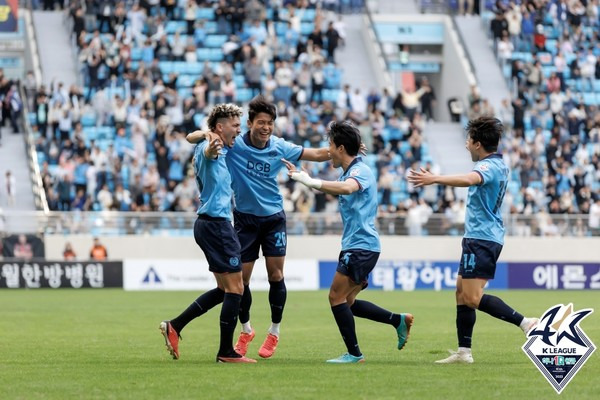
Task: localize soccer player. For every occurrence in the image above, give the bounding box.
[407,116,538,364]
[186,96,334,359]
[283,121,413,363]
[160,104,256,363]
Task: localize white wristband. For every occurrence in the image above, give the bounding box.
[290,171,322,189]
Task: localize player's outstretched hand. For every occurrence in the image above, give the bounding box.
[359,143,368,156]
[281,158,301,176]
[407,167,435,187]
[281,159,322,189]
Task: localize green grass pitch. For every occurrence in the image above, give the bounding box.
[1,290,598,399]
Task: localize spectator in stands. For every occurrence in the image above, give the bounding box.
[63,242,77,261]
[90,237,108,260]
[589,198,600,235]
[418,77,436,121]
[490,11,508,52]
[325,22,340,63]
[5,170,15,206]
[13,235,33,260]
[458,0,474,16]
[533,24,546,52]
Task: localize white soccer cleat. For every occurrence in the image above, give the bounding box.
[521,317,540,335]
[435,350,474,364]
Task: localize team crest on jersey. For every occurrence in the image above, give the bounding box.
[350,169,360,177]
[522,303,595,394]
[478,163,489,171]
[268,150,278,159]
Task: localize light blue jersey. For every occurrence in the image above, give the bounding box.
[193,141,233,219]
[465,154,509,245]
[227,133,303,216]
[338,158,381,252]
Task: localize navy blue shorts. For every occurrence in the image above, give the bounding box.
[336,249,380,286]
[459,238,503,280]
[234,210,287,263]
[194,215,242,273]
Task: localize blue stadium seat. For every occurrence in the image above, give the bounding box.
[233,75,246,88]
[236,88,253,102]
[28,112,36,126]
[204,35,228,48]
[165,21,186,34]
[130,47,142,61]
[177,88,193,98]
[583,92,597,106]
[321,89,339,103]
[196,8,215,20]
[204,21,218,34]
[184,62,203,74]
[300,22,314,36]
[81,114,96,127]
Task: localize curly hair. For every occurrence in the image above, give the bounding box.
[206,103,243,131]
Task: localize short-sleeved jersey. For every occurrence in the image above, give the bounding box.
[227,132,303,216]
[338,157,381,252]
[465,153,509,245]
[193,142,233,219]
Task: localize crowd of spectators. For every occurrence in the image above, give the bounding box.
[30,0,440,222]
[27,0,600,236]
[468,0,600,235]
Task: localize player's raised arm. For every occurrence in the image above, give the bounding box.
[407,168,482,188]
[300,143,368,162]
[299,147,331,162]
[186,130,219,144]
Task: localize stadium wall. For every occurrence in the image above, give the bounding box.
[3,237,597,290]
[44,235,600,262]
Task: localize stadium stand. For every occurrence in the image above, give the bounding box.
[479,0,599,224]
[28,0,440,220]
[23,0,599,236]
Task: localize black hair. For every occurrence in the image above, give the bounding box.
[206,103,243,131]
[466,116,503,152]
[328,121,361,156]
[248,95,277,122]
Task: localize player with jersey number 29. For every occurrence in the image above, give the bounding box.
[186,96,347,359]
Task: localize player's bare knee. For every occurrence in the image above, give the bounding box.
[328,290,344,306]
[463,293,481,309]
[267,270,283,282]
[229,281,244,295]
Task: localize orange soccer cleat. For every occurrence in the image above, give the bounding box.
[258,333,279,359]
[234,329,256,356]
[159,321,180,360]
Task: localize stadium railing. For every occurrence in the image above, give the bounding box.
[2,211,596,237]
[20,85,49,214]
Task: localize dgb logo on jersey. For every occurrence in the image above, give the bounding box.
[247,160,271,172]
[522,303,595,394]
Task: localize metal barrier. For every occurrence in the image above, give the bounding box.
[1,211,598,237]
